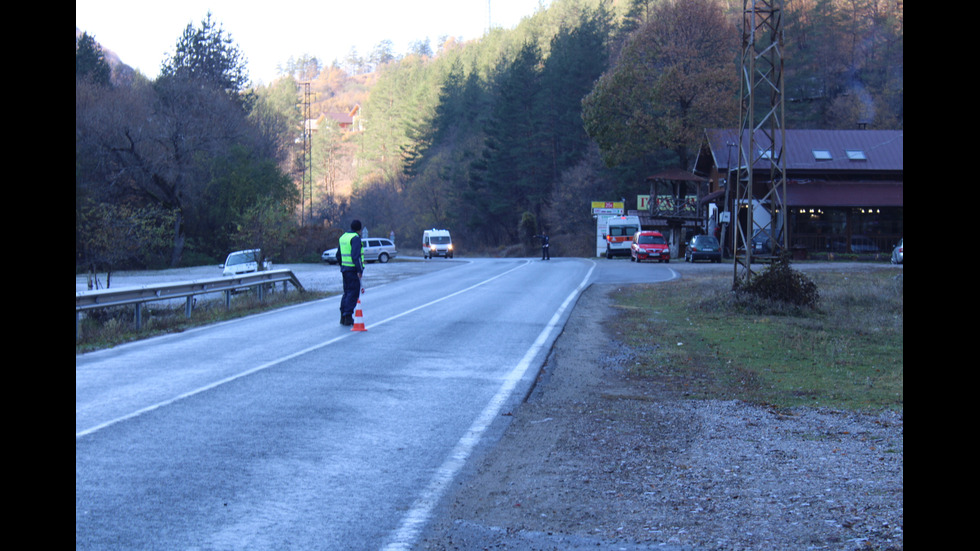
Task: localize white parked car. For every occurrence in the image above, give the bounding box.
[890,238,903,264]
[221,249,272,276]
[322,238,398,265]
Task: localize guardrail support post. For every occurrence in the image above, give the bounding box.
[134,304,142,330]
[185,296,194,318]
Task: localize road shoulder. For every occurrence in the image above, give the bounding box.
[415,282,903,550]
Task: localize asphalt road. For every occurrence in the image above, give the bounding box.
[77,256,691,550]
[80,256,889,549]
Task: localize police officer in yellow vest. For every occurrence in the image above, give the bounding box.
[336,219,365,326]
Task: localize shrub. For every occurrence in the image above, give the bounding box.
[737,253,819,309]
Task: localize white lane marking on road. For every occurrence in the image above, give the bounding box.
[381,260,596,551]
[76,260,534,439]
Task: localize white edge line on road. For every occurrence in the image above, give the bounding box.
[381,260,597,551]
[76,260,535,440]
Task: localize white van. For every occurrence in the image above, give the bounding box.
[598,215,640,258]
[422,229,453,259]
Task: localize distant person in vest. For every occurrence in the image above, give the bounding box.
[336,219,365,326]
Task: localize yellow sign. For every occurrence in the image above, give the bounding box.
[637,195,650,209]
[591,201,624,215]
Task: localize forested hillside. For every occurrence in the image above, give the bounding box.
[76,0,903,277]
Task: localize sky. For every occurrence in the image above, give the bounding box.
[76,0,550,85]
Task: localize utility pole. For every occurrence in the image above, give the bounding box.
[300,81,313,226]
[733,0,787,287]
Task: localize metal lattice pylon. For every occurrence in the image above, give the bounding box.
[733,0,787,287]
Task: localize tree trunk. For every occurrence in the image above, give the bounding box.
[170,210,185,268]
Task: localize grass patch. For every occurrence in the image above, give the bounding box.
[76,288,331,354]
[615,266,903,411]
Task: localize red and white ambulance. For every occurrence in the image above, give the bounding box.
[598,215,640,259]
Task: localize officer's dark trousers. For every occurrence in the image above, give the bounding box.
[340,270,360,316]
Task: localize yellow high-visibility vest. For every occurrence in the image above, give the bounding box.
[339,232,363,268]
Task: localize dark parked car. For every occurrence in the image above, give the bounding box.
[685,235,721,263]
[828,235,880,254]
[751,229,779,256]
[852,236,880,253]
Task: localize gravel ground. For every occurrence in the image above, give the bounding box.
[414,281,903,551]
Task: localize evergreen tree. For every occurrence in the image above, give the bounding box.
[782,0,903,128]
[538,6,612,183]
[76,32,111,86]
[281,54,321,82]
[469,41,547,242]
[360,56,438,181]
[249,75,301,161]
[403,58,466,178]
[371,40,397,69]
[620,0,656,36]
[160,12,252,110]
[409,38,434,58]
[399,55,489,235]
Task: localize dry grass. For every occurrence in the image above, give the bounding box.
[615,267,903,410]
[75,288,330,354]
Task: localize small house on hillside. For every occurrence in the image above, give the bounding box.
[692,128,903,256]
[302,105,363,138]
[323,104,362,132]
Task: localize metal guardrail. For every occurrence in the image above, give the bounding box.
[76,269,305,338]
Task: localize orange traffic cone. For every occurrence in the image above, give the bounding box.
[351,298,367,332]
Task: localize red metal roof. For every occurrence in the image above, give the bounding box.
[702,129,903,174]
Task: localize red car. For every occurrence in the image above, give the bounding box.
[630,231,670,263]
